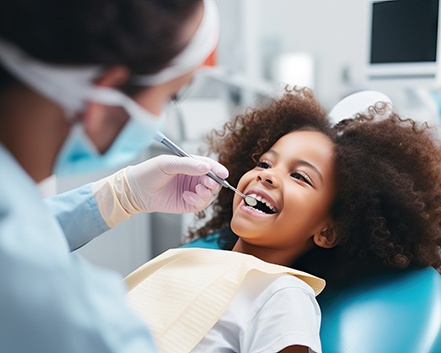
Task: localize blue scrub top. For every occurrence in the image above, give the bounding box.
[0,143,158,353]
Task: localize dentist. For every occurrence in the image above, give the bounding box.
[0,0,226,352]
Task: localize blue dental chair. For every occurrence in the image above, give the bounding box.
[182,236,441,353]
[318,266,441,353]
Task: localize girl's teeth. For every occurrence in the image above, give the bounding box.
[247,193,277,212]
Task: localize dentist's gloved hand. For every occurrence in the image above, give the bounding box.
[126,154,228,213]
[92,155,228,227]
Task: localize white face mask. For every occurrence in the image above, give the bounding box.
[0,0,219,176]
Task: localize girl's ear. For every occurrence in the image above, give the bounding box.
[313,226,339,249]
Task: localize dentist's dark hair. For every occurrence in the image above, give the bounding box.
[0,0,201,91]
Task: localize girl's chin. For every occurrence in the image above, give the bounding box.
[231,219,267,239]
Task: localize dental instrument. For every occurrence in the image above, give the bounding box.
[154,131,257,207]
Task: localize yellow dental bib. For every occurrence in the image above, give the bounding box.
[125,248,325,353]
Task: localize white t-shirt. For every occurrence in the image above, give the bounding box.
[191,271,322,353]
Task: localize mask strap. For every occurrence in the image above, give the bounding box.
[0,38,101,119]
[86,87,161,128]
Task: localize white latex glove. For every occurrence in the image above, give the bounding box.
[126,154,228,213]
[93,155,228,227]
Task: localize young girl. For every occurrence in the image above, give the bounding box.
[188,87,441,289]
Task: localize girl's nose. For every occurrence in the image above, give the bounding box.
[257,169,277,186]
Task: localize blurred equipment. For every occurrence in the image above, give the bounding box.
[329,90,392,124]
[364,0,441,125]
[366,0,441,86]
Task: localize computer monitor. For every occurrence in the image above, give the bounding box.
[365,0,441,88]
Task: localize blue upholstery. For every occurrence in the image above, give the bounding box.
[319,267,441,353]
[182,235,441,353]
[180,234,220,250]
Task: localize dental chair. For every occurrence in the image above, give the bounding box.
[182,235,441,353]
[318,266,441,353]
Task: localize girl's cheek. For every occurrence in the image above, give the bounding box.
[237,172,252,191]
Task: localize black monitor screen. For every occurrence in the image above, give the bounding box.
[370,0,439,64]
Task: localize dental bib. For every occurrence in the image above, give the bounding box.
[125,248,325,353]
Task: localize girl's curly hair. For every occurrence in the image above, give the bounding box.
[301,104,441,287]
[187,88,441,288]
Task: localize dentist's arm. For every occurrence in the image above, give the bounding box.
[46,155,228,250]
[44,183,110,251]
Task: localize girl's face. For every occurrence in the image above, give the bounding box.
[231,130,336,262]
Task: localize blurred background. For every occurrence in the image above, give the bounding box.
[45,0,441,276]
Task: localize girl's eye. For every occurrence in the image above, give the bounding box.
[291,172,313,186]
[257,161,271,169]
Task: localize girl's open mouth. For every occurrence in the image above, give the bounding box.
[244,193,278,214]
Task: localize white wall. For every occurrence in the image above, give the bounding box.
[216,0,367,109]
[260,0,367,106]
